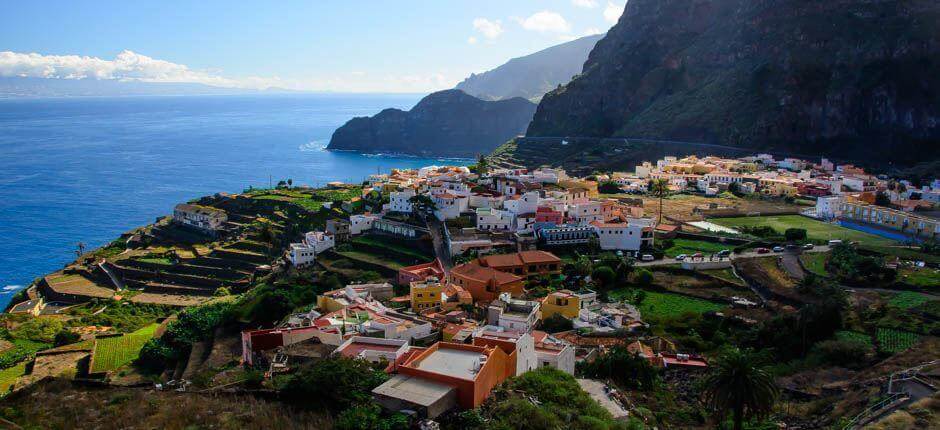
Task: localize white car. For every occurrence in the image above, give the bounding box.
[772,246,785,252]
[675,254,687,261]
[641,254,655,262]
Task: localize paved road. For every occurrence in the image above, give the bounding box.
[426,216,453,271]
[634,246,831,268]
[577,379,629,419]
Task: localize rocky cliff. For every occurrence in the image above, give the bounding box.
[327,89,536,157]
[455,34,603,102]
[526,0,940,168]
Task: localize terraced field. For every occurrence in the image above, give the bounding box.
[91,324,158,373]
[610,289,723,320]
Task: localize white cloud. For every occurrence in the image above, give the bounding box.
[0,50,465,93]
[604,1,625,24]
[584,27,603,36]
[467,36,478,45]
[515,11,571,33]
[472,18,503,39]
[572,0,598,8]
[0,50,284,89]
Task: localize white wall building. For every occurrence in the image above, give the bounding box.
[535,342,576,375]
[289,242,317,268]
[504,191,539,215]
[815,195,845,220]
[432,193,469,220]
[591,218,654,252]
[571,201,603,225]
[349,214,378,235]
[389,188,416,213]
[487,293,540,333]
[476,208,514,231]
[305,231,335,253]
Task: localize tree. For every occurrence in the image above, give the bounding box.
[598,181,622,194]
[578,346,659,391]
[874,191,892,207]
[281,357,389,412]
[476,154,489,175]
[634,269,654,287]
[701,348,779,430]
[540,314,574,333]
[784,228,807,242]
[648,178,670,225]
[287,178,293,189]
[591,266,616,290]
[53,329,80,346]
[408,194,437,214]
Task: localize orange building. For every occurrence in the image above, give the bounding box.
[477,250,562,278]
[392,342,512,410]
[449,263,524,303]
[398,259,446,285]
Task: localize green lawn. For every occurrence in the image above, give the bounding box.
[799,253,829,276]
[711,215,897,245]
[351,236,432,261]
[91,324,158,373]
[663,238,730,258]
[888,291,934,309]
[611,289,723,319]
[0,362,27,394]
[898,266,940,288]
[335,250,406,270]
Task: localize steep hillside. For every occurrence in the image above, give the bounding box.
[455,34,603,102]
[326,89,535,157]
[526,0,940,168]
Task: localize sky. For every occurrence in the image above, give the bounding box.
[0,0,627,93]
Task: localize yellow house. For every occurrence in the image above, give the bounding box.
[410,280,443,312]
[317,290,352,313]
[540,290,580,320]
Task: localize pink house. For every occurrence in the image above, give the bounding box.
[535,206,563,224]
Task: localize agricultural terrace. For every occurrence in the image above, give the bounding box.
[799,253,829,277]
[897,266,940,288]
[711,215,897,245]
[91,324,159,373]
[248,187,362,212]
[610,289,723,320]
[875,328,920,354]
[888,291,935,310]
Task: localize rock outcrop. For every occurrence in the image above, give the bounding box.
[327,89,536,157]
[526,0,940,168]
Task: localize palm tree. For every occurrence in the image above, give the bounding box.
[649,178,670,225]
[476,154,489,176]
[702,348,779,430]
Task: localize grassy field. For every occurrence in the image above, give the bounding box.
[859,245,940,265]
[711,215,897,245]
[799,253,829,276]
[898,266,940,288]
[835,330,874,347]
[611,289,723,319]
[91,324,158,373]
[335,250,406,270]
[662,238,730,258]
[888,291,935,309]
[351,236,433,261]
[0,362,27,394]
[876,328,920,354]
[699,268,745,286]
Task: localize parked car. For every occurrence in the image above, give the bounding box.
[803,243,814,250]
[675,254,687,261]
[772,246,785,252]
[692,252,704,259]
[641,254,655,262]
[785,244,801,251]
[755,247,770,254]
[828,239,843,246]
[717,249,732,257]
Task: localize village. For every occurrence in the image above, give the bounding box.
[1,152,939,429]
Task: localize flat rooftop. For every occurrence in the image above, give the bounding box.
[373,374,456,407]
[414,347,486,380]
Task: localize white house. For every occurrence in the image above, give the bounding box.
[514,212,537,234]
[534,342,576,375]
[570,201,603,225]
[173,204,227,235]
[349,214,378,235]
[289,242,317,268]
[487,293,540,333]
[334,337,410,364]
[476,208,514,231]
[590,218,654,252]
[473,330,538,376]
[469,193,504,209]
[389,188,416,213]
[432,193,469,220]
[304,231,335,253]
[815,195,845,220]
[504,191,539,215]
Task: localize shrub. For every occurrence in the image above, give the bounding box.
[335,404,408,430]
[53,330,80,347]
[578,346,659,391]
[12,318,63,343]
[591,266,616,289]
[280,357,389,412]
[810,340,869,368]
[540,314,574,333]
[784,228,807,242]
[634,269,654,287]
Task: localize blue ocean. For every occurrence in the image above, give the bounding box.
[0,94,466,309]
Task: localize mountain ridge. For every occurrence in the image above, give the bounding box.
[326,89,536,157]
[524,0,940,169]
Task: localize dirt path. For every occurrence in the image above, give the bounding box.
[577,378,629,419]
